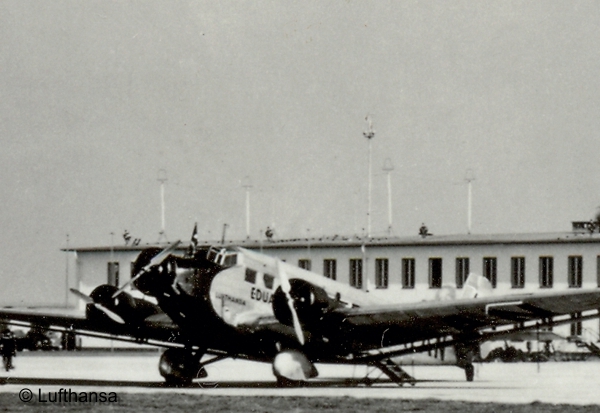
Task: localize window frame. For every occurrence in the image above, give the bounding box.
[455,257,470,289]
[375,258,389,289]
[429,257,442,289]
[349,258,363,289]
[402,258,415,289]
[539,256,554,288]
[511,256,525,288]
[323,259,337,280]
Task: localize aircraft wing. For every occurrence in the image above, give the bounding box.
[331,288,600,358]
[0,307,182,348]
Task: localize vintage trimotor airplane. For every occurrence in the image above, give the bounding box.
[3,226,600,386]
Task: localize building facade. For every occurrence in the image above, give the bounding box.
[68,226,600,340]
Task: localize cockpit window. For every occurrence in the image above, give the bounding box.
[223,254,237,267]
[206,247,238,267]
[245,268,257,284]
[206,248,218,263]
[263,274,275,289]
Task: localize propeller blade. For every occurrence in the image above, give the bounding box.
[277,261,305,345]
[70,288,125,324]
[69,288,93,304]
[93,303,125,324]
[143,240,181,273]
[112,240,181,298]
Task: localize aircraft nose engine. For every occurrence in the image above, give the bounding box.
[130,247,176,296]
[272,279,331,328]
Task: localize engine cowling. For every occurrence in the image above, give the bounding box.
[131,248,176,296]
[86,284,160,325]
[272,278,333,328]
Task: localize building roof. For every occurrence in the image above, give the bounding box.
[65,231,600,253]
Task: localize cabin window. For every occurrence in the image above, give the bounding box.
[263,273,275,289]
[402,258,415,289]
[107,262,120,287]
[483,257,497,288]
[298,259,311,271]
[245,268,257,284]
[539,256,554,288]
[568,256,583,288]
[455,257,469,289]
[429,258,442,289]
[511,257,525,288]
[323,259,337,280]
[375,258,389,289]
[349,259,363,289]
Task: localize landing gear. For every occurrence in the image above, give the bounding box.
[272,349,318,386]
[275,375,304,388]
[158,348,203,387]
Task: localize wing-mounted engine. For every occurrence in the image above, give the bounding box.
[73,284,161,326]
[271,278,338,331]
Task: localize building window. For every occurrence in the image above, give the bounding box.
[350,259,363,289]
[298,259,311,271]
[402,258,415,289]
[539,256,554,288]
[375,258,389,289]
[429,258,442,289]
[568,256,583,288]
[571,312,582,337]
[511,257,525,288]
[455,257,470,288]
[323,259,337,280]
[483,257,497,288]
[245,268,257,284]
[108,262,119,287]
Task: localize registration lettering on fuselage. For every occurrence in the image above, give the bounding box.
[209,266,277,326]
[250,287,274,303]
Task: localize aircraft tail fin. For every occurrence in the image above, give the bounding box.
[461,273,493,299]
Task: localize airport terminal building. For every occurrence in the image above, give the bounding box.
[68,221,600,341]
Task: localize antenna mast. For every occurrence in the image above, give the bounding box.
[242,176,253,239]
[157,169,168,243]
[465,169,476,234]
[363,115,375,238]
[382,158,394,235]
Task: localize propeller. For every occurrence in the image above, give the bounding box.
[277,260,305,345]
[70,288,125,324]
[112,240,181,298]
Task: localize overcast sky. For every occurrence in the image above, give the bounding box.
[2,1,600,305]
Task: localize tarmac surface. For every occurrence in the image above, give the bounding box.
[0,351,599,405]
